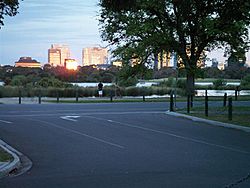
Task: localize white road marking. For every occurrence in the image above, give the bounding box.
[84,116,250,155]
[0,119,12,124]
[0,111,165,118]
[31,119,125,149]
[60,116,80,122]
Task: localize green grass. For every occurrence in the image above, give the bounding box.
[177,106,250,127]
[43,97,170,103]
[0,147,13,162]
[43,95,250,104]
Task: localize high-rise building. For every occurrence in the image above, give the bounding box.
[48,44,70,67]
[15,57,41,68]
[82,47,108,66]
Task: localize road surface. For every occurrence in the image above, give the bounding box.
[0,102,250,187]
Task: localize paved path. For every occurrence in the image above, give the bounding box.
[0,103,250,188]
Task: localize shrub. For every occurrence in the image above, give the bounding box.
[241,75,250,89]
[213,79,226,89]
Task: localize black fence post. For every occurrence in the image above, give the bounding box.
[76,88,79,102]
[228,97,232,120]
[187,95,190,113]
[18,88,22,104]
[235,89,238,101]
[38,89,41,104]
[223,93,227,107]
[205,94,208,117]
[142,87,145,102]
[56,90,59,103]
[170,93,174,112]
[110,90,113,102]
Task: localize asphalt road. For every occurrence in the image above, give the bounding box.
[0,102,250,188]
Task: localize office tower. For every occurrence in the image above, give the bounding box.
[15,57,41,68]
[48,44,70,67]
[82,47,108,66]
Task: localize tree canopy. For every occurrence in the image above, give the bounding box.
[99,0,250,94]
[0,0,20,28]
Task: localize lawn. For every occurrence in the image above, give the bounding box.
[0,147,13,162]
[177,106,250,127]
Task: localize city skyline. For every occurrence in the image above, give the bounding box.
[0,0,105,66]
[0,0,249,66]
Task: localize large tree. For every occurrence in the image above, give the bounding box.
[0,0,20,28]
[99,0,250,94]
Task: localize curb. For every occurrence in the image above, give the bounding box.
[0,140,21,178]
[165,111,250,133]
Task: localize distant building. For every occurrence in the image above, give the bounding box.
[154,51,172,70]
[82,47,108,66]
[112,61,123,67]
[218,61,225,70]
[15,57,41,68]
[65,59,78,70]
[48,44,70,67]
[211,58,219,68]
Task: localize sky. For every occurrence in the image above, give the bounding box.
[0,0,249,66]
[0,0,104,65]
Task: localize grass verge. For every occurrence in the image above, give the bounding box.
[43,97,169,103]
[177,106,250,127]
[43,95,250,103]
[0,147,13,162]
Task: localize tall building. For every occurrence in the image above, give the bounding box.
[82,47,108,66]
[15,57,41,68]
[48,44,70,67]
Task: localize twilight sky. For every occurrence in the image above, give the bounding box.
[0,0,104,65]
[0,0,249,66]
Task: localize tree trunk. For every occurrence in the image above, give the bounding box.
[186,71,195,96]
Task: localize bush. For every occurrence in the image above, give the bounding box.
[176,79,186,90]
[213,79,226,89]
[0,85,182,98]
[241,75,250,89]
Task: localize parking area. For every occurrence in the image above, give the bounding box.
[0,103,250,188]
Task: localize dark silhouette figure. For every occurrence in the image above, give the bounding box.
[98,82,103,97]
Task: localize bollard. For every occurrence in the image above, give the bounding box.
[18,89,22,104]
[187,95,190,113]
[38,90,41,104]
[205,95,208,117]
[110,90,113,102]
[143,95,145,102]
[223,93,227,107]
[56,90,59,103]
[76,88,79,102]
[170,93,174,112]
[228,97,232,120]
[235,89,237,101]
